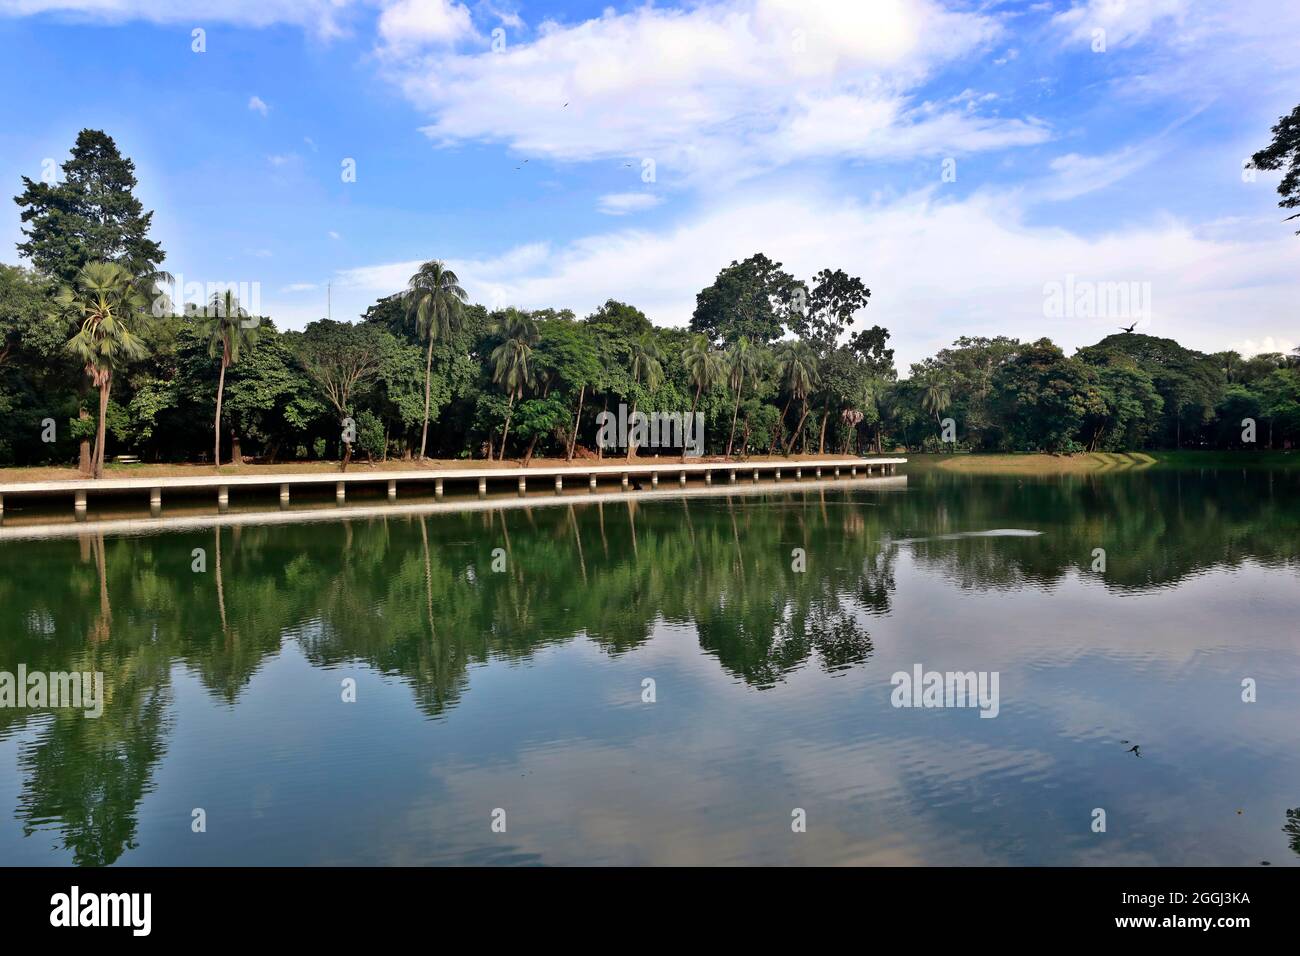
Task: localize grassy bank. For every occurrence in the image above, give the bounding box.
[911,450,1296,475]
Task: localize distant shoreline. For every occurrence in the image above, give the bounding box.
[911,450,1297,474]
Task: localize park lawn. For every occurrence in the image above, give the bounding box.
[917,449,1296,475]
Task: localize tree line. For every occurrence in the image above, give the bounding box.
[1,129,1298,475]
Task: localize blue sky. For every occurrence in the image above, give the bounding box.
[0,0,1296,370]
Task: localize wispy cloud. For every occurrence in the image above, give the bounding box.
[597,193,662,216]
[248,95,270,117]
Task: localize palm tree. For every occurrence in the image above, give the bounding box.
[626,334,664,460]
[724,336,761,458]
[403,260,468,459]
[680,335,723,460]
[921,379,953,452]
[489,313,539,460]
[52,262,149,478]
[841,407,864,453]
[200,290,258,468]
[775,341,820,455]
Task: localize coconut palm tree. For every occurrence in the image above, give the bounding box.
[489,313,539,460]
[724,336,761,458]
[680,335,723,460]
[51,262,149,478]
[403,260,468,459]
[626,334,664,460]
[922,379,952,423]
[200,289,258,468]
[921,379,954,452]
[772,340,820,455]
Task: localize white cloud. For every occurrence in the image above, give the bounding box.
[376,0,476,55]
[248,95,269,116]
[2,0,356,37]
[1231,336,1296,358]
[1039,144,1157,201]
[327,231,342,240]
[1053,0,1189,49]
[281,282,318,293]
[387,0,1045,180]
[336,185,1298,371]
[597,192,662,216]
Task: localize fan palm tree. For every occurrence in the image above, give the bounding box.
[200,289,259,468]
[724,336,761,458]
[51,262,149,478]
[626,334,664,460]
[841,407,865,453]
[680,335,723,460]
[774,341,820,455]
[403,260,468,459]
[489,313,539,460]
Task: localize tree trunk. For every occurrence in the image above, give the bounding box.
[524,433,540,466]
[341,441,352,472]
[785,400,811,456]
[567,384,585,461]
[419,335,434,459]
[78,408,92,474]
[598,397,608,460]
[725,371,744,458]
[681,383,701,462]
[769,395,793,454]
[626,399,639,461]
[817,399,830,454]
[214,353,227,468]
[94,374,110,479]
[498,393,515,461]
[230,430,242,465]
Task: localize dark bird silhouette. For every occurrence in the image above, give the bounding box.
[1126,744,1141,757]
[1120,322,1138,333]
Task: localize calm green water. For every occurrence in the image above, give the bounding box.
[1,467,1298,866]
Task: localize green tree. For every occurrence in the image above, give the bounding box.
[691,253,797,345]
[1251,103,1300,234]
[199,290,259,467]
[724,336,762,458]
[489,312,539,460]
[403,260,468,459]
[680,334,723,460]
[15,130,165,284]
[626,333,665,460]
[50,262,150,477]
[294,320,392,470]
[776,340,820,455]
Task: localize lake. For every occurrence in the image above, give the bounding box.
[1,464,1297,865]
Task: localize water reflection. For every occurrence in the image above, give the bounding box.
[0,467,1298,865]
